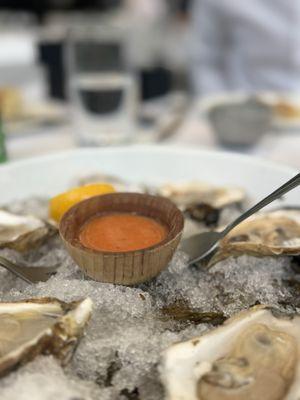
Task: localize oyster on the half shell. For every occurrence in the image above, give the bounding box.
[158,182,245,228]
[158,182,245,209]
[0,297,92,377]
[161,305,300,400]
[76,173,143,192]
[0,210,56,252]
[77,173,128,191]
[209,209,300,266]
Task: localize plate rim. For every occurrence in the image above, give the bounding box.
[0,144,297,176]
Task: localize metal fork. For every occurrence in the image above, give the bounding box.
[181,172,300,265]
[0,255,60,284]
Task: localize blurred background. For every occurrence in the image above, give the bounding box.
[0,0,300,168]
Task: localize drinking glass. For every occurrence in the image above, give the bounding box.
[66,25,137,146]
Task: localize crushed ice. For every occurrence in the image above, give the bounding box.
[0,198,299,400]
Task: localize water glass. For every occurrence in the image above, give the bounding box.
[66,25,137,146]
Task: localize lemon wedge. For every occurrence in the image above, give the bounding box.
[49,183,115,223]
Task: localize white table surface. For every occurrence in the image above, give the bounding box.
[5,102,300,170]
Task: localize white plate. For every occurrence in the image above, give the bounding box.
[0,145,297,206]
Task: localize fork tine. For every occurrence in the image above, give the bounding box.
[21,266,58,282]
[44,264,60,273]
[0,255,60,284]
[0,256,33,283]
[192,247,218,268]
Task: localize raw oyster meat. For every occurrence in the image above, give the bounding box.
[210,209,300,266]
[158,182,245,228]
[161,305,300,400]
[0,210,56,252]
[0,297,92,377]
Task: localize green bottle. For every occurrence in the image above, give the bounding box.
[0,118,7,163]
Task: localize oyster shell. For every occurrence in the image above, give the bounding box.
[158,182,245,228]
[160,300,226,326]
[161,305,300,400]
[77,173,127,191]
[209,209,300,266]
[158,182,245,209]
[0,297,92,377]
[76,173,143,192]
[0,210,56,252]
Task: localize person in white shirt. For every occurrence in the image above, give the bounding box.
[190,0,300,95]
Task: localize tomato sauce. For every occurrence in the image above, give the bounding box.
[79,213,168,252]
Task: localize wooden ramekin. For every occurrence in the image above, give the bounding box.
[59,192,184,285]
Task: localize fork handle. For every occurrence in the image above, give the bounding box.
[0,255,32,284]
[222,172,300,237]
